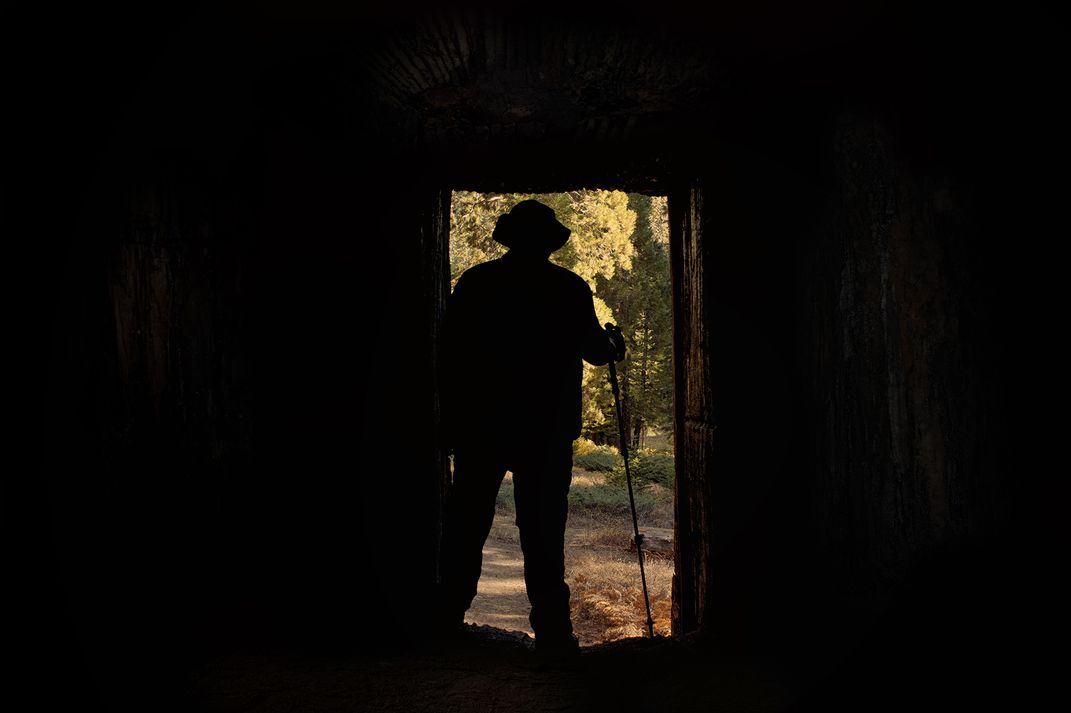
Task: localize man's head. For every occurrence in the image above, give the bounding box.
[492,200,571,256]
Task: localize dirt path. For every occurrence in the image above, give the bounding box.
[465,522,533,636]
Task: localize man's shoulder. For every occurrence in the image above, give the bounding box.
[545,262,591,290]
[454,260,502,287]
[456,258,591,296]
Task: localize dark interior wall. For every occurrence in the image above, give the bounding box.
[19,15,453,709]
[657,112,1017,713]
[805,114,1003,597]
[686,121,1005,624]
[799,110,1012,703]
[673,29,1020,703]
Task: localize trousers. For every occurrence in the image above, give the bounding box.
[439,439,574,641]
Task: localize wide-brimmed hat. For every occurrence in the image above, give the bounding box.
[491,199,571,252]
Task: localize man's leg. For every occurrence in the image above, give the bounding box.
[511,441,575,644]
[438,448,507,627]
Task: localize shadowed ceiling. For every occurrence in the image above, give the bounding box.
[166,2,946,192]
[355,14,726,150]
[272,3,894,191]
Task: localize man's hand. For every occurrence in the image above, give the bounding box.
[604,323,627,362]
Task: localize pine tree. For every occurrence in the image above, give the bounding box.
[595,194,672,449]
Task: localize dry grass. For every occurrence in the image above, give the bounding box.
[570,471,604,488]
[565,470,674,644]
[566,548,673,643]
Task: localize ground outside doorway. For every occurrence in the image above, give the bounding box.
[466,467,674,644]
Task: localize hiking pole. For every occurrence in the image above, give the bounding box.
[604,323,655,638]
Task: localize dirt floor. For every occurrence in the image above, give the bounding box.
[466,470,674,645]
[190,631,801,713]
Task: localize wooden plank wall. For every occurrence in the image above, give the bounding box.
[669,182,716,635]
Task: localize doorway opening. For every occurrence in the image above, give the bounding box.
[445,190,675,645]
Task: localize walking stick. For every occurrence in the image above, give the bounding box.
[605,323,656,638]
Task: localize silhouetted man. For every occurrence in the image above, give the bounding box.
[437,199,625,654]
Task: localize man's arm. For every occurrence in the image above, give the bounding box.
[579,286,623,366]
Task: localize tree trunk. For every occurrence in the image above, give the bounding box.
[633,417,644,450]
[620,357,632,451]
[634,318,652,450]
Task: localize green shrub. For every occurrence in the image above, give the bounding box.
[568,483,657,518]
[573,450,621,473]
[607,453,675,489]
[572,438,601,456]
